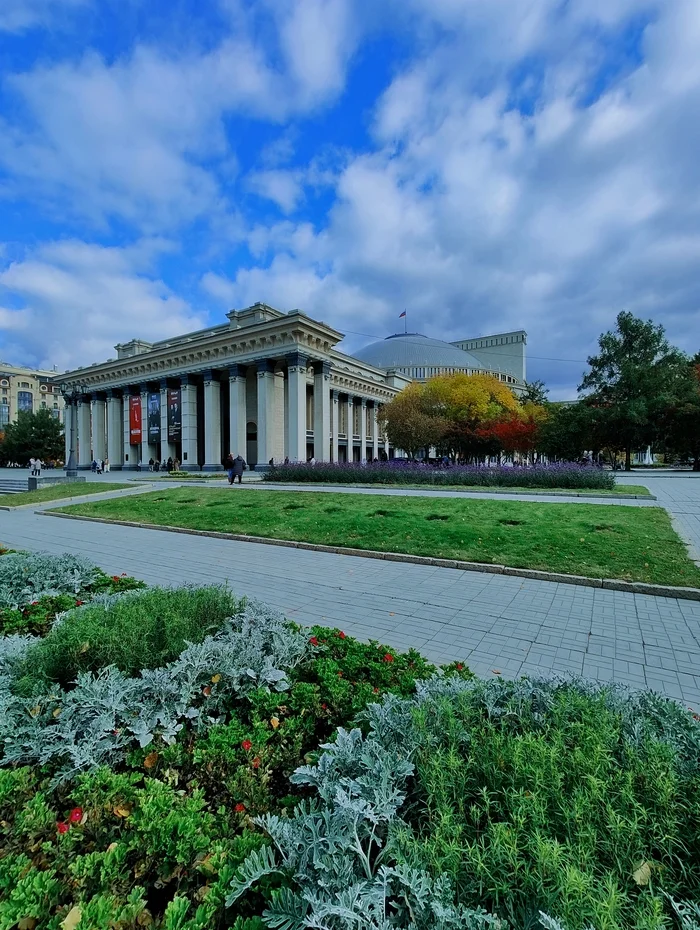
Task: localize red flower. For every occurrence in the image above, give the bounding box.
[69,807,83,823]
[252,756,261,769]
[309,636,319,646]
[321,703,328,710]
[75,600,84,606]
[373,687,380,694]
[234,803,246,813]
[337,631,346,639]
[456,663,464,671]
[241,739,252,752]
[112,576,120,582]
[57,821,69,834]
[337,671,343,678]
[383,653,394,663]
[31,601,39,606]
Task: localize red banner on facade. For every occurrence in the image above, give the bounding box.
[129,395,142,444]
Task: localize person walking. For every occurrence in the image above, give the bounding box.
[104,458,111,473]
[224,452,235,484]
[29,457,36,476]
[167,457,173,472]
[232,453,246,484]
[35,457,42,476]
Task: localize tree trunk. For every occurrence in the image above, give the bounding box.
[625,446,632,471]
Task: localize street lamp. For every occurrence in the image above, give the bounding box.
[59,381,87,477]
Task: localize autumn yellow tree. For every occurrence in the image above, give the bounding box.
[376,383,448,459]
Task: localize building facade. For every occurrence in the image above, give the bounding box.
[55,304,411,470]
[0,362,65,431]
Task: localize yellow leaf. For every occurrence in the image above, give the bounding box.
[211,674,221,684]
[633,861,652,886]
[79,642,90,654]
[270,716,280,729]
[29,705,41,718]
[61,906,82,930]
[18,918,37,930]
[106,842,119,853]
[113,804,132,818]
[53,707,62,718]
[144,751,159,769]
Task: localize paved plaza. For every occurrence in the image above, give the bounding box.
[1,471,700,708]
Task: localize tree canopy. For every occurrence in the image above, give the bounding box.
[0,409,64,466]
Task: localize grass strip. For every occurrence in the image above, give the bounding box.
[265,481,652,497]
[55,487,700,587]
[0,482,133,507]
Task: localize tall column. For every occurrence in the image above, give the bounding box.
[180,375,199,471]
[372,402,379,461]
[77,397,92,469]
[331,390,339,463]
[257,360,276,467]
[122,389,135,470]
[228,365,247,459]
[203,370,222,471]
[313,362,331,462]
[359,398,367,464]
[159,380,175,466]
[92,394,107,462]
[286,353,307,463]
[106,390,124,469]
[345,394,354,462]
[63,401,73,466]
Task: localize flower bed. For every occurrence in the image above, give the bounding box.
[0,550,145,636]
[2,554,699,929]
[265,461,616,491]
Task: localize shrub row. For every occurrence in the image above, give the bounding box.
[265,461,616,490]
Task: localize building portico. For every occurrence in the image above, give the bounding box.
[57,303,409,470]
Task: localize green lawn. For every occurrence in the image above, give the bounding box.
[0,482,133,507]
[55,487,700,587]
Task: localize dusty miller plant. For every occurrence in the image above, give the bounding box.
[0,599,308,782]
[228,725,505,930]
[0,551,101,609]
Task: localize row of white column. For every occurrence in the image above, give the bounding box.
[65,362,390,470]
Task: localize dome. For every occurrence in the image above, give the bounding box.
[352,332,484,373]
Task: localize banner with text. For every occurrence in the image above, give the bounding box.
[167,389,181,444]
[129,395,142,445]
[147,392,161,445]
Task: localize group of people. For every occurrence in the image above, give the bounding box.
[146,457,180,472]
[28,457,43,476]
[224,453,246,484]
[91,459,111,473]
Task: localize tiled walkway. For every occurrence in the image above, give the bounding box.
[2,473,700,709]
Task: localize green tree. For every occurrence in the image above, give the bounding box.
[536,402,595,462]
[521,379,549,406]
[660,354,700,470]
[579,311,687,471]
[0,409,64,465]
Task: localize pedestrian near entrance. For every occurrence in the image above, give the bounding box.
[35,458,42,476]
[224,452,235,483]
[104,458,111,473]
[231,454,246,484]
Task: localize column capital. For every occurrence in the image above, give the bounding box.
[286,351,308,370]
[257,358,276,375]
[92,391,108,403]
[345,392,355,403]
[180,374,196,387]
[202,368,219,384]
[331,388,340,402]
[359,396,368,408]
[106,388,123,399]
[229,363,247,380]
[312,360,332,377]
[159,378,169,392]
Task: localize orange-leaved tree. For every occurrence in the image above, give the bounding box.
[376,383,449,459]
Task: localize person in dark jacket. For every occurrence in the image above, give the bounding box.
[232,454,246,484]
[224,452,235,484]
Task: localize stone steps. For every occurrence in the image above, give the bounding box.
[0,480,28,495]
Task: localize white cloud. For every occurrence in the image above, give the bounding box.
[247,169,305,213]
[0,240,205,371]
[0,0,87,33]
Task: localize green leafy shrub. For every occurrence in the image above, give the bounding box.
[232,676,700,930]
[0,551,102,610]
[15,584,240,686]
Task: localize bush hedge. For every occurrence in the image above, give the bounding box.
[265,461,616,491]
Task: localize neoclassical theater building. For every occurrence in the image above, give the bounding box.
[56,303,526,471]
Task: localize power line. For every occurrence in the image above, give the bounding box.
[339,329,588,365]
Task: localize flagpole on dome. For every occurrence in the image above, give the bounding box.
[399,309,407,334]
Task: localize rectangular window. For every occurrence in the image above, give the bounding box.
[0,403,8,428]
[17,391,33,412]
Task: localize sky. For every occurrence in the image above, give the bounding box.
[0,0,699,399]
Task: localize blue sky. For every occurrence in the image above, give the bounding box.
[0,0,698,398]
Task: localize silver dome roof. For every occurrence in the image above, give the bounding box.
[352,333,484,371]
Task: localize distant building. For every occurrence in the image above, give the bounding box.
[353,329,527,394]
[0,362,65,431]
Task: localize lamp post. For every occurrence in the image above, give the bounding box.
[59,381,87,478]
